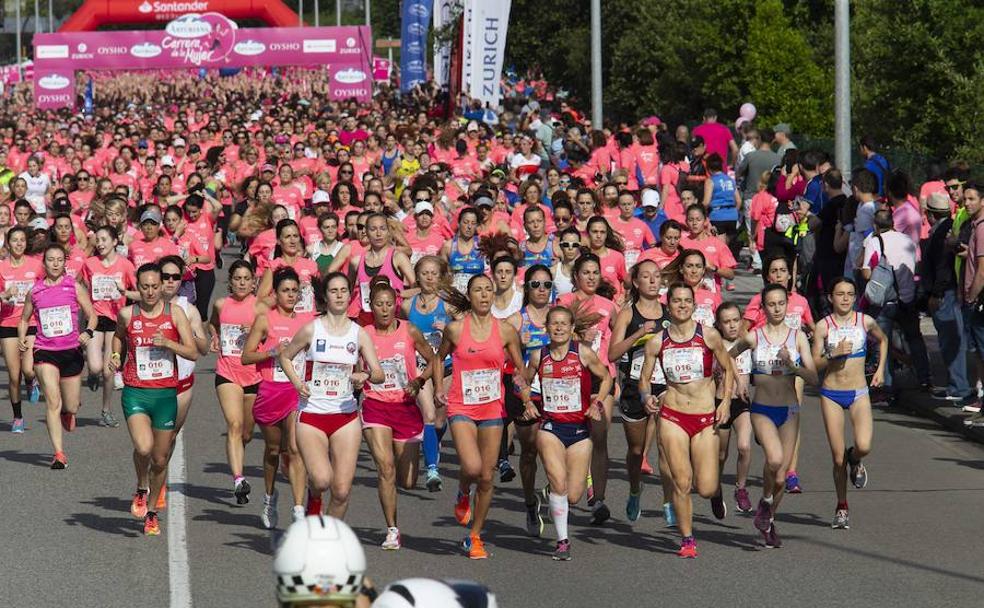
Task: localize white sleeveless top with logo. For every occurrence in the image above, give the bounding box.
[302,318,360,415]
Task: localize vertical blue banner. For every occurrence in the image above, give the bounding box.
[400,0,431,93]
[84,77,94,116]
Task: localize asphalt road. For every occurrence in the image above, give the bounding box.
[2,267,984,608]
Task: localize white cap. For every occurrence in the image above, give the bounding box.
[414,201,435,215]
[641,188,661,208]
[160,155,175,167]
[173,137,186,147]
[312,190,330,205]
[373,579,498,608]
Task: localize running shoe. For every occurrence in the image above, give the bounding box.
[11,418,25,433]
[156,484,167,510]
[832,509,850,529]
[465,534,488,560]
[677,537,698,559]
[29,380,40,403]
[552,539,571,561]
[753,499,772,533]
[710,492,727,520]
[497,459,516,483]
[99,410,120,428]
[144,512,161,536]
[640,459,654,475]
[586,473,594,504]
[454,491,472,526]
[131,489,149,519]
[663,502,677,528]
[525,496,543,537]
[234,478,251,505]
[785,471,802,494]
[734,487,753,513]
[114,372,124,390]
[50,451,67,470]
[382,527,401,550]
[261,492,278,530]
[850,461,868,489]
[60,411,76,432]
[306,491,323,516]
[765,523,781,548]
[292,505,306,522]
[425,467,443,493]
[590,500,610,525]
[86,373,101,392]
[962,401,983,413]
[964,414,984,427]
[626,489,642,522]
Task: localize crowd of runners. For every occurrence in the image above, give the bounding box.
[2,69,982,577]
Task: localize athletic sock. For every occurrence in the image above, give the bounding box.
[11,401,21,418]
[549,493,569,540]
[234,475,245,486]
[763,495,774,505]
[423,423,439,469]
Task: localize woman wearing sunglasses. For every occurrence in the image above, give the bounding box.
[551,228,582,297]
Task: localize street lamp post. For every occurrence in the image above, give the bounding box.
[590,0,602,127]
[834,0,851,174]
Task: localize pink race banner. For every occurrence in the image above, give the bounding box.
[33,12,374,109]
[373,56,391,83]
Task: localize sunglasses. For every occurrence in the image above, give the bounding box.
[161,272,182,281]
[340,170,354,175]
[559,242,579,249]
[529,280,554,290]
[415,198,432,203]
[78,176,90,181]
[947,183,964,191]
[356,223,366,230]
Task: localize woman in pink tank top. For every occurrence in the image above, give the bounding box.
[344,213,415,324]
[256,219,320,316]
[242,266,315,528]
[18,243,98,468]
[208,260,264,505]
[362,281,436,549]
[433,274,527,560]
[0,226,43,432]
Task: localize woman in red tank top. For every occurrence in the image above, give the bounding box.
[433,274,527,560]
[109,263,199,536]
[637,282,734,559]
[524,306,611,561]
[362,281,436,550]
[242,266,314,529]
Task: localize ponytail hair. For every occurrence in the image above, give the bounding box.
[441,273,492,314]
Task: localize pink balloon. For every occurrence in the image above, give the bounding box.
[740,102,757,120]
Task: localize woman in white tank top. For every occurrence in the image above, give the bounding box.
[280,272,384,519]
[490,257,523,319]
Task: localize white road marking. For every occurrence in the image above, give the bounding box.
[168,431,193,608]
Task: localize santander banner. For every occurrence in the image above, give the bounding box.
[34,13,373,109]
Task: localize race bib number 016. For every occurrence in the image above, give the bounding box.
[461,368,501,405]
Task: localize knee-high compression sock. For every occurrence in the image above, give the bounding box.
[11,401,22,419]
[549,493,569,540]
[423,423,439,469]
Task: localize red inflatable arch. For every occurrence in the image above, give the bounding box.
[60,0,301,32]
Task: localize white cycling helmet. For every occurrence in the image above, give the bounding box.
[372,578,497,608]
[273,515,367,607]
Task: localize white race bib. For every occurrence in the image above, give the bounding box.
[92,275,121,301]
[273,338,306,383]
[39,305,73,338]
[295,284,315,314]
[136,345,175,380]
[828,327,863,353]
[10,280,32,305]
[220,324,246,356]
[630,349,665,384]
[452,272,471,294]
[756,345,790,376]
[359,281,371,312]
[541,377,581,413]
[783,313,802,331]
[625,249,641,269]
[694,304,714,326]
[371,355,409,391]
[735,350,753,375]
[662,347,704,384]
[461,368,501,405]
[309,362,352,398]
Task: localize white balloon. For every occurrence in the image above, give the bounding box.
[739,102,757,120]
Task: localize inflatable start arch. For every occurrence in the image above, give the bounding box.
[60,0,301,31]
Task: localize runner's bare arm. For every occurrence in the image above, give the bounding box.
[357,327,385,384]
[167,305,200,361]
[239,313,270,366]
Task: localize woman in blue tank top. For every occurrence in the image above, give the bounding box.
[401,255,455,492]
[441,208,485,293]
